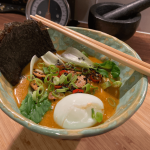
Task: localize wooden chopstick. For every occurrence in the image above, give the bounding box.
[35,14,150,70]
[30,15,150,76]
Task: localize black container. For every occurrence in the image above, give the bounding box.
[88,2,141,41]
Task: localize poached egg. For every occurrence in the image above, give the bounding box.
[54,93,104,129]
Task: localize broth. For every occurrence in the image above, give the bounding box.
[13,51,119,128]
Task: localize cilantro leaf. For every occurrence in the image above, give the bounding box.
[94,68,109,78]
[94,60,113,69]
[20,94,51,124]
[111,62,120,78]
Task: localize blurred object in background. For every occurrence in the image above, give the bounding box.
[1,0,150,33]
[0,0,78,26]
[0,0,27,14]
[74,0,150,33]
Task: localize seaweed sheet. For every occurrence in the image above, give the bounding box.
[0,20,56,86]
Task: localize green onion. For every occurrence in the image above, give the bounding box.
[74,66,82,72]
[101,81,111,90]
[110,78,115,83]
[91,108,103,123]
[33,78,43,86]
[52,91,65,99]
[36,86,44,97]
[66,73,72,82]
[59,74,66,84]
[71,75,77,83]
[65,62,75,69]
[44,74,52,84]
[48,83,54,92]
[56,88,69,93]
[49,65,59,75]
[43,67,49,74]
[82,83,91,93]
[37,63,45,69]
[107,98,116,107]
[53,76,60,85]
[39,91,48,102]
[69,82,78,89]
[32,91,38,102]
[91,86,98,95]
[82,67,90,75]
[82,51,89,57]
[111,81,122,88]
[91,108,95,118]
[27,75,35,82]
[95,112,103,123]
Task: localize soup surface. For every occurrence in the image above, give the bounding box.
[13,51,120,129]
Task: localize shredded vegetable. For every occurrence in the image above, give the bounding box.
[107,98,116,107]
[27,75,35,82]
[48,83,54,92]
[53,76,60,85]
[36,86,44,97]
[33,78,43,86]
[44,74,52,84]
[91,108,103,123]
[101,81,111,90]
[43,67,49,74]
[112,81,122,88]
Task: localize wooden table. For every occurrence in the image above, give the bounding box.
[0,14,150,150]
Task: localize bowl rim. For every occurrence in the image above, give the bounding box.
[0,27,148,139]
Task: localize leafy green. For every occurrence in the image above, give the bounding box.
[19,94,51,124]
[94,60,120,78]
[94,68,109,78]
[91,108,103,123]
[111,63,120,78]
[94,60,113,69]
[29,100,51,123]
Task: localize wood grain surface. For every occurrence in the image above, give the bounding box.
[0,13,150,150]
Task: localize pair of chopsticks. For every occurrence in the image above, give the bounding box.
[30,15,150,77]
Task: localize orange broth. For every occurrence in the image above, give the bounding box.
[13,51,119,128]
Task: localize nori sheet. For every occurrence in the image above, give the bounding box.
[0,20,56,86]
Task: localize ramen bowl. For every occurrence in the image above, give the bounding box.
[0,27,148,139]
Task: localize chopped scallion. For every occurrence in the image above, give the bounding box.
[56,88,69,93]
[43,67,49,74]
[48,83,54,92]
[53,76,60,85]
[32,91,38,102]
[59,74,66,84]
[36,86,44,97]
[91,108,95,118]
[44,74,52,84]
[95,112,103,123]
[37,63,45,69]
[82,83,91,93]
[101,81,111,90]
[71,75,77,83]
[33,78,43,86]
[111,81,122,88]
[107,98,116,107]
[82,67,90,75]
[69,82,78,89]
[27,75,35,82]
